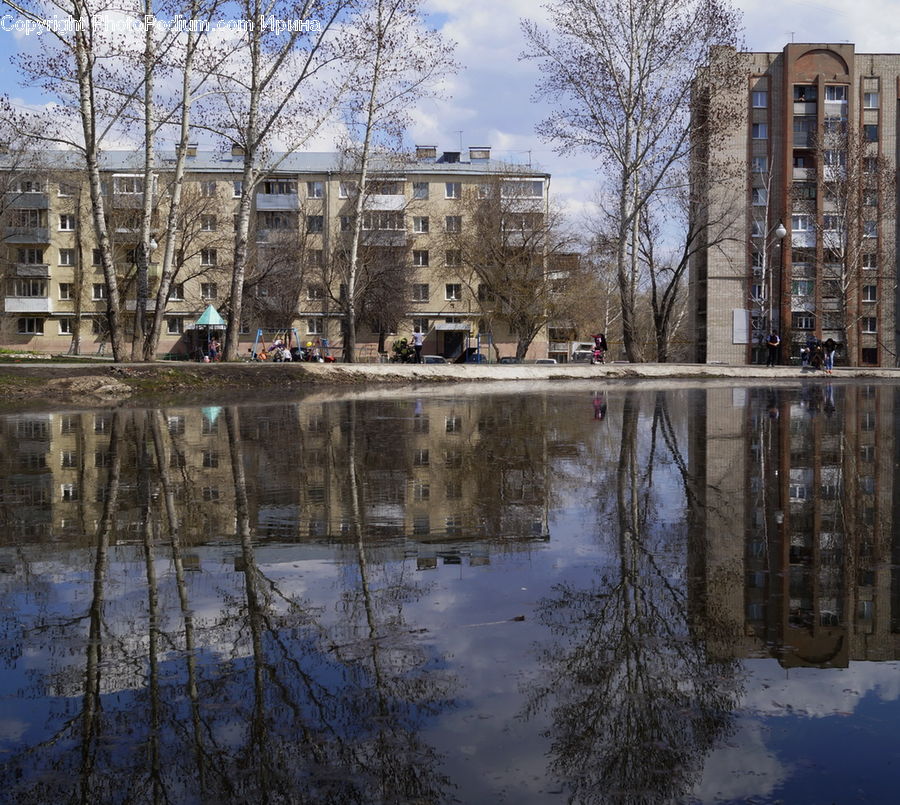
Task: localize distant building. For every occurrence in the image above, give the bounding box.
[0,146,552,360]
[690,43,897,366]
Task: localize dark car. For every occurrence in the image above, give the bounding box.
[465,353,488,363]
[498,356,522,364]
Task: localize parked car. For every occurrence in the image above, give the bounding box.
[534,358,557,364]
[498,356,523,364]
[422,355,447,363]
[464,353,488,363]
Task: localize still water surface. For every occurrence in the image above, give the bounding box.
[1,382,899,803]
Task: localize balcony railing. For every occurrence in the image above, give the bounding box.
[3,226,50,244]
[256,194,300,211]
[5,297,52,313]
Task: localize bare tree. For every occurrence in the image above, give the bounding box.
[334,0,455,362]
[448,176,571,360]
[522,0,743,362]
[205,0,353,361]
[809,124,896,363]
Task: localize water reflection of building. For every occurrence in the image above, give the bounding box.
[694,384,899,667]
[0,395,550,559]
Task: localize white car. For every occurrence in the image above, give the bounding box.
[535,358,557,364]
[422,355,447,364]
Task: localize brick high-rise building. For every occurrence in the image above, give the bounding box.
[690,43,897,366]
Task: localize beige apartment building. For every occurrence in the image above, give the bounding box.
[691,43,898,366]
[0,145,552,360]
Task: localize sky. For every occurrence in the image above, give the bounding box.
[2,0,900,221]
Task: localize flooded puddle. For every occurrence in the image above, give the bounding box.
[1,382,898,803]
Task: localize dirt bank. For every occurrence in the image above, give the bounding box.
[1,360,897,411]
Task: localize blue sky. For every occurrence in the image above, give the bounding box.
[2,0,900,219]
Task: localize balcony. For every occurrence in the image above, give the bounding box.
[3,226,50,244]
[793,101,816,115]
[256,193,300,211]
[5,192,48,209]
[5,297,52,313]
[790,230,815,248]
[359,230,407,247]
[791,295,815,313]
[15,263,50,278]
[362,194,406,211]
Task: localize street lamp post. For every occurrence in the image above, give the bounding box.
[767,221,787,332]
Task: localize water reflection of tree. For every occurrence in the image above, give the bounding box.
[525,391,741,804]
[0,404,456,804]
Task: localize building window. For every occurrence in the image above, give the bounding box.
[791,279,814,296]
[751,188,767,205]
[445,283,462,301]
[751,91,767,108]
[864,124,878,142]
[413,181,429,199]
[306,318,324,335]
[824,85,848,101]
[751,251,763,268]
[58,214,76,231]
[202,451,219,468]
[863,221,877,238]
[445,182,461,199]
[339,181,357,198]
[306,181,324,198]
[413,216,429,233]
[166,317,183,334]
[200,248,216,266]
[823,214,842,232]
[863,253,877,270]
[862,347,878,364]
[307,215,324,233]
[201,283,217,300]
[261,179,296,195]
[17,317,44,334]
[58,183,75,197]
[17,248,44,264]
[793,85,816,101]
[750,283,764,301]
[862,285,877,302]
[58,282,73,300]
[413,250,429,266]
[862,316,877,333]
[445,215,462,233]
[113,175,143,194]
[339,215,352,232]
[445,250,461,267]
[57,248,76,266]
[501,180,544,198]
[92,283,106,300]
[362,211,404,230]
[200,180,216,197]
[863,92,880,109]
[792,313,815,330]
[411,283,429,302]
[200,214,217,231]
[751,123,767,139]
[58,318,73,335]
[751,156,768,173]
[169,283,184,301]
[791,214,813,232]
[233,180,243,197]
[307,284,325,300]
[8,278,47,297]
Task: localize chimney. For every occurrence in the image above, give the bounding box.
[186,143,198,157]
[231,144,245,157]
[415,145,437,160]
[469,146,491,161]
[440,151,460,163]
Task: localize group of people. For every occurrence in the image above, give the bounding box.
[800,335,839,374]
[764,331,839,374]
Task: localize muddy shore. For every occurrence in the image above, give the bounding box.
[1,360,897,411]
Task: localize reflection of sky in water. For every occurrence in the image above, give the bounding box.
[0,384,898,802]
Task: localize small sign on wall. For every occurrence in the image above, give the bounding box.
[733,308,749,344]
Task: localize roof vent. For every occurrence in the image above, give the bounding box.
[415,145,437,160]
[440,151,460,163]
[186,143,198,157]
[469,146,491,161]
